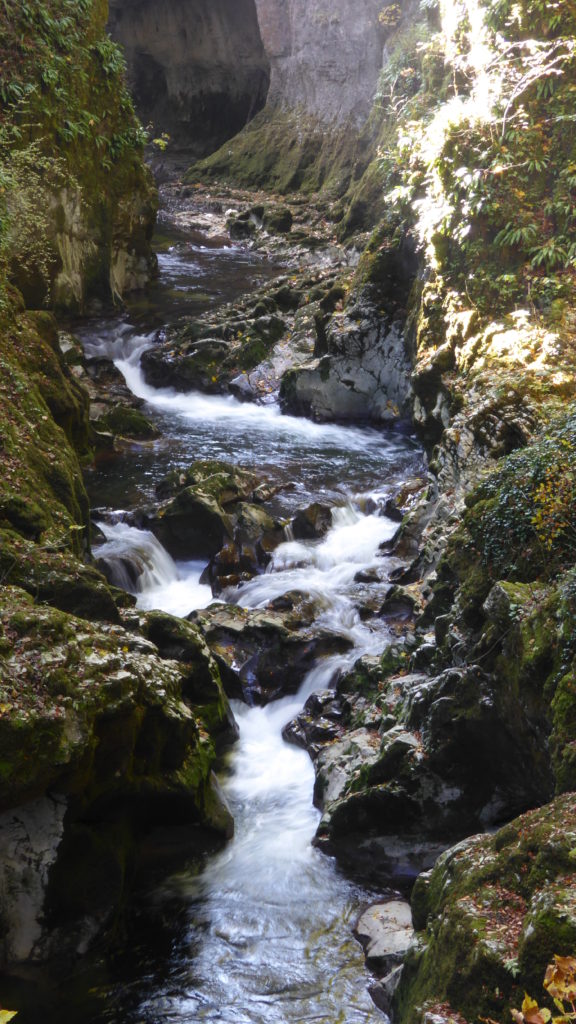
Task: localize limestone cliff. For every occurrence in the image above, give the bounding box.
[109,0,396,194]
[253,0,386,125]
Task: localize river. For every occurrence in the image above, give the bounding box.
[70,211,424,1023]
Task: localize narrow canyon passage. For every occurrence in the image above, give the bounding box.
[67,210,423,1022]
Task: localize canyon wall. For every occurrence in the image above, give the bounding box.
[108,0,389,180]
[108,0,270,157]
[254,0,386,124]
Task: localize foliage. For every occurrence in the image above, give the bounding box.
[382,0,576,317]
[0,0,151,306]
[532,443,576,554]
[466,412,576,580]
[378,4,402,30]
[509,955,576,1024]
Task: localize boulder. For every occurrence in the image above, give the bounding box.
[312,662,554,887]
[190,603,352,704]
[279,295,413,424]
[282,689,345,756]
[394,794,576,1024]
[0,587,235,966]
[291,501,333,540]
[355,900,414,973]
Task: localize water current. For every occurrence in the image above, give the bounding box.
[72,221,424,1023]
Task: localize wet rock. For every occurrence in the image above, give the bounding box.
[274,284,302,310]
[263,206,293,234]
[313,727,382,809]
[190,603,352,705]
[142,459,283,564]
[282,689,345,756]
[227,215,257,240]
[369,965,405,1014]
[142,611,239,745]
[279,293,413,424]
[97,404,161,441]
[379,584,422,622]
[291,501,333,540]
[155,459,264,505]
[355,900,414,973]
[0,533,125,623]
[202,502,285,594]
[143,486,233,560]
[141,337,231,393]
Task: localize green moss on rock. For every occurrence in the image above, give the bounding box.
[395,794,576,1024]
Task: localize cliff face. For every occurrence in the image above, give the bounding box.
[0,0,156,311]
[108,0,389,188]
[108,0,270,157]
[254,0,385,125]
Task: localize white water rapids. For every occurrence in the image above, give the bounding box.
[96,498,396,1022]
[79,241,423,1023]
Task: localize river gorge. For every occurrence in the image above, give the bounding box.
[67,199,422,1022]
[1,1,576,1022]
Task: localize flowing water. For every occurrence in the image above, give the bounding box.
[69,223,424,1022]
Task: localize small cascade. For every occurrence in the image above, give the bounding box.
[95,521,212,616]
[110,494,399,1021]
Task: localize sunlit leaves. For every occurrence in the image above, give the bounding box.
[544,955,576,1004]
[509,956,576,1024]
[511,994,552,1024]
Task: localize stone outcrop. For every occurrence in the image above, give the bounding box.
[0,299,237,970]
[0,588,235,966]
[394,795,576,1024]
[2,0,157,312]
[280,314,412,423]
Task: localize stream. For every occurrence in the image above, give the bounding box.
[72,214,424,1022]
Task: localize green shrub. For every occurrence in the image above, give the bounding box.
[466,413,576,580]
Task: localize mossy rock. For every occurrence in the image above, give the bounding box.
[395,794,576,1024]
[263,207,293,234]
[0,587,231,826]
[98,404,161,441]
[0,531,122,622]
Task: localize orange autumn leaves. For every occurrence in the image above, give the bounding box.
[511,956,576,1024]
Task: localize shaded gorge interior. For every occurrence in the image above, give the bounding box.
[107,0,270,158]
[2,0,576,1021]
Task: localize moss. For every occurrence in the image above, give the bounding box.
[0,587,232,827]
[0,0,157,311]
[185,110,369,198]
[0,305,92,554]
[551,670,576,792]
[395,795,576,1024]
[98,405,160,440]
